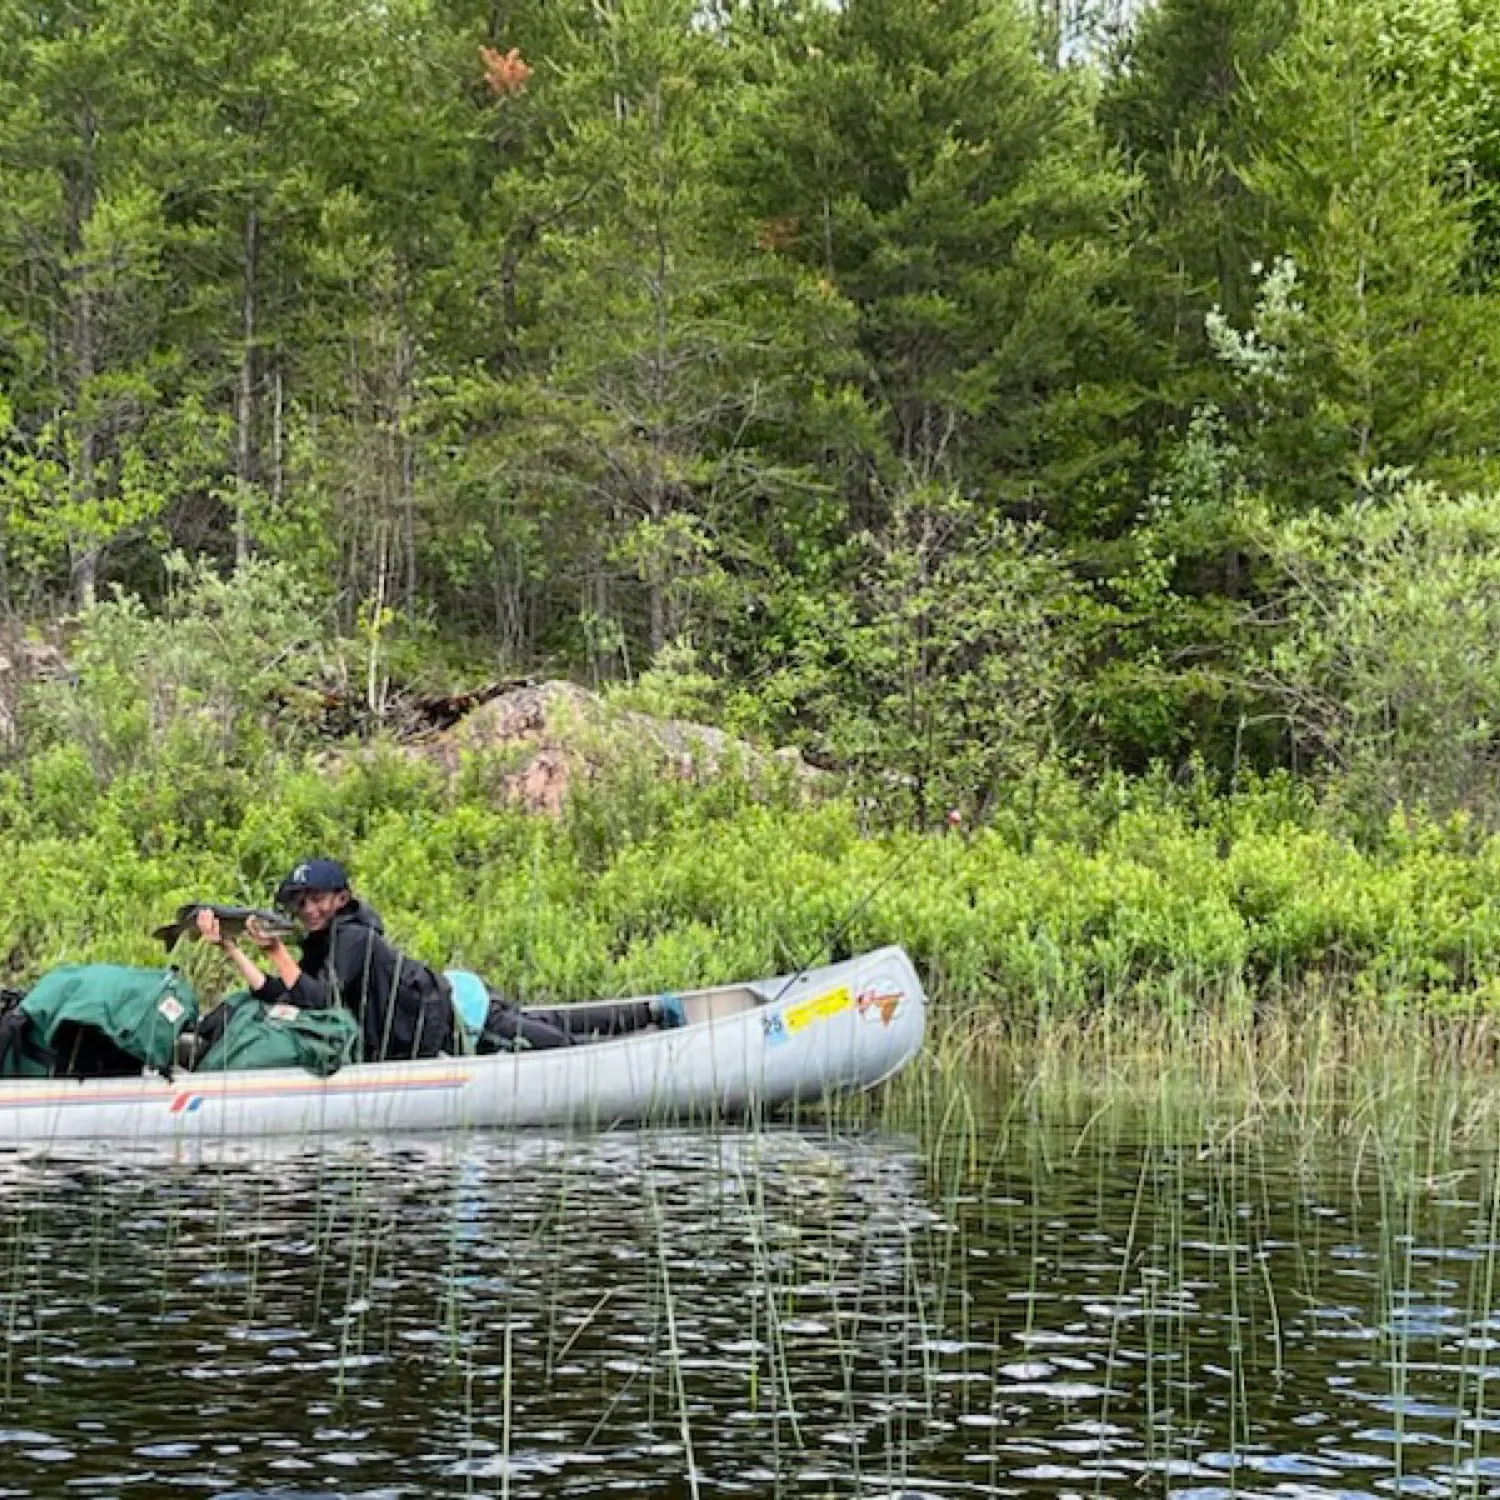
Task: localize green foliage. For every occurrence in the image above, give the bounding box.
[753,481,1092,821]
[4,0,1500,811]
[1376,0,1500,285]
[1253,477,1500,823]
[0,559,1496,1017]
[604,639,722,725]
[1236,0,1500,500]
[1092,0,1500,782]
[16,558,332,848]
[728,0,1140,526]
[6,720,1500,1019]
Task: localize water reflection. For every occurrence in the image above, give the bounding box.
[0,1112,1497,1497]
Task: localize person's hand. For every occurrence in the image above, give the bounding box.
[195,908,227,947]
[244,916,285,954]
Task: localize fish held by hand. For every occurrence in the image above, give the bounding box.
[153,904,296,951]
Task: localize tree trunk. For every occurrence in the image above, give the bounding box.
[1035,0,1064,67]
[67,100,100,612]
[647,78,669,657]
[235,204,261,567]
[271,363,285,508]
[397,317,417,613]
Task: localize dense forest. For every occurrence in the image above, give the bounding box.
[4,0,1500,845]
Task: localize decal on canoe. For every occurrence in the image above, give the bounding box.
[762,1013,789,1048]
[168,1073,469,1115]
[856,987,903,1026]
[784,985,852,1034]
[0,1073,469,1114]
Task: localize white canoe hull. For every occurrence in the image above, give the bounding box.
[0,946,926,1142]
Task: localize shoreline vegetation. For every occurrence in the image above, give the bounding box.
[4,578,1500,1071]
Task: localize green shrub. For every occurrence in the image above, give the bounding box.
[8,566,1500,1018]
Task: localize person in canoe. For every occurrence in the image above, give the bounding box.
[194,858,455,1061]
[194,857,681,1061]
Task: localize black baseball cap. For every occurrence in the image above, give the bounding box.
[275,858,350,906]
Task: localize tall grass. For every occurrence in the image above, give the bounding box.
[6,1034,1500,1496]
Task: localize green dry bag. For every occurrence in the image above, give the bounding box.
[0,964,199,1077]
[196,992,362,1077]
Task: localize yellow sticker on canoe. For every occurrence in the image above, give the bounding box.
[784,986,852,1033]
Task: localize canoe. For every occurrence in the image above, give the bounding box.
[0,946,926,1142]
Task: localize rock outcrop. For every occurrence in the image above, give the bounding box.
[408,679,814,815]
[0,631,71,754]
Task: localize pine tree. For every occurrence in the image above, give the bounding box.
[1103,0,1296,320]
[0,0,179,606]
[1236,0,1500,501]
[470,0,852,674]
[1374,0,1500,288]
[726,0,1138,537]
[143,0,361,570]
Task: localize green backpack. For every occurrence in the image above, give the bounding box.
[196,992,362,1077]
[0,964,199,1077]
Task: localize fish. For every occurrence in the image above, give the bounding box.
[152,904,297,951]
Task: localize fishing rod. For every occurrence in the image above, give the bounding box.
[772,807,961,1003]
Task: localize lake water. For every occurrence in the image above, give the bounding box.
[2,1096,1499,1497]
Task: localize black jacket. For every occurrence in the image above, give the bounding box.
[257,899,455,1061]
